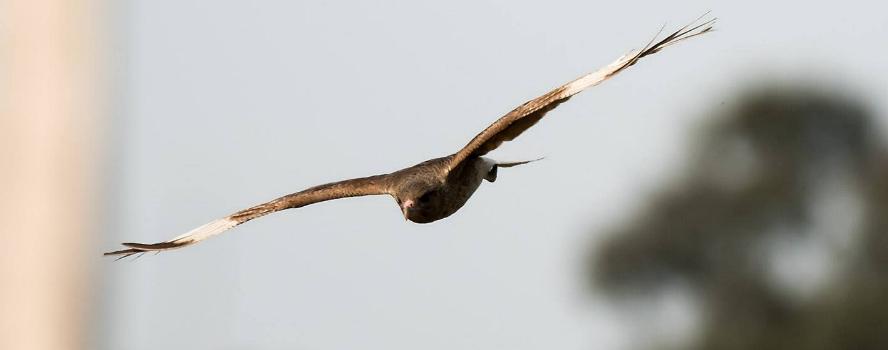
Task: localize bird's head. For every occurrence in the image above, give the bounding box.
[395,181,441,223]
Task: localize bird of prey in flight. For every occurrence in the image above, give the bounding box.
[106,17,715,258]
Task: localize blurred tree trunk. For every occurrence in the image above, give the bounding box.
[0,1,103,349]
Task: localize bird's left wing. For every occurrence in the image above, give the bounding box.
[446,16,715,172]
[105,174,392,258]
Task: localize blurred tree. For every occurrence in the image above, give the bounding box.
[588,85,888,350]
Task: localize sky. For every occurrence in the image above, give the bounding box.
[98,1,887,349]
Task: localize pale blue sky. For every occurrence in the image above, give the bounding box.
[99,1,887,349]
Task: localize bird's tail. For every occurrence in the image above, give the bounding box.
[484,157,544,182]
[497,157,545,168]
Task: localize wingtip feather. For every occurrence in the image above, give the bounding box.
[122,241,191,251]
[104,217,240,260]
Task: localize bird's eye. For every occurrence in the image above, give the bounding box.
[418,192,432,203]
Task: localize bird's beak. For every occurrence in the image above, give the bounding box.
[400,200,414,221]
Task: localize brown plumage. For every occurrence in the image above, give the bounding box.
[105,16,715,258]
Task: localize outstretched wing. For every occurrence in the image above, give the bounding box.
[446,16,715,172]
[105,174,392,258]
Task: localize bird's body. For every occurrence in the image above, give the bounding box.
[391,155,493,223]
[106,17,715,258]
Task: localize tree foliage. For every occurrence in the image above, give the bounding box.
[589,85,888,350]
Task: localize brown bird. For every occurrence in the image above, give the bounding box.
[106,17,715,258]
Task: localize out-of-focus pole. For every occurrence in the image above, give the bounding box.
[0,1,103,349]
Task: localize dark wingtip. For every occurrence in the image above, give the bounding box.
[104,240,190,260]
[638,13,717,58]
[103,247,145,261]
[104,247,142,256]
[122,240,189,250]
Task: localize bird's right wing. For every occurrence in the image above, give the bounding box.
[105,174,392,258]
[446,15,715,172]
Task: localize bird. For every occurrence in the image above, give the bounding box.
[105,17,715,258]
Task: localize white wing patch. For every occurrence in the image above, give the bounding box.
[560,51,640,97]
[105,216,242,258]
[168,217,240,245]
